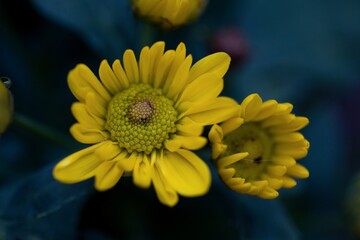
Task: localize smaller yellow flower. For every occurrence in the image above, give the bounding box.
[131,0,207,29]
[0,79,12,134]
[209,94,310,199]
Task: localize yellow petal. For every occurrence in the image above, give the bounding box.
[241,93,263,121]
[152,162,179,207]
[218,168,236,181]
[269,116,309,133]
[123,49,139,84]
[179,97,239,125]
[282,176,297,188]
[271,155,296,167]
[167,55,192,100]
[217,152,249,169]
[221,117,243,135]
[261,114,295,129]
[94,141,121,161]
[139,46,151,84]
[208,124,223,144]
[160,149,211,196]
[176,117,204,137]
[148,41,165,85]
[252,99,278,121]
[163,42,186,93]
[53,142,106,183]
[67,64,111,102]
[95,161,124,191]
[273,132,305,143]
[133,154,152,188]
[85,92,107,118]
[188,52,231,82]
[164,135,207,152]
[258,187,279,199]
[211,143,227,160]
[71,102,105,129]
[112,59,130,89]
[287,164,309,179]
[99,59,124,94]
[267,165,287,177]
[153,50,175,88]
[70,123,109,144]
[225,177,246,187]
[176,72,223,106]
[116,151,137,172]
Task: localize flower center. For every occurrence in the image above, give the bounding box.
[222,122,273,180]
[105,84,178,154]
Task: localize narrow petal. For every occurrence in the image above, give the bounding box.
[164,135,207,152]
[70,123,109,144]
[99,60,123,94]
[163,43,187,93]
[176,117,204,137]
[179,97,239,125]
[153,50,175,88]
[123,50,139,84]
[241,94,263,121]
[176,72,223,106]
[273,132,305,143]
[287,164,309,179]
[258,187,279,199]
[116,151,137,172]
[148,41,165,85]
[152,162,179,207]
[218,168,236,181]
[159,149,211,197]
[188,52,231,82]
[282,176,297,188]
[95,161,124,191]
[211,143,227,160]
[94,141,121,161]
[208,124,223,144]
[133,154,152,188]
[112,59,130,89]
[252,100,278,121]
[53,142,106,183]
[67,64,111,102]
[221,117,243,135]
[85,92,107,119]
[71,102,105,129]
[217,152,249,169]
[167,55,192,100]
[139,46,151,84]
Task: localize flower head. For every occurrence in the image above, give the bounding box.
[131,0,207,29]
[53,41,238,207]
[0,78,12,134]
[209,94,310,199]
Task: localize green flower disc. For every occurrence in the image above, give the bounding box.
[105,84,178,154]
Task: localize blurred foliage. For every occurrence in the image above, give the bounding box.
[0,0,360,239]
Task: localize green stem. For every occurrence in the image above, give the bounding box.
[12,113,74,149]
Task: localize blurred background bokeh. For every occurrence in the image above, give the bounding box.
[1,0,360,239]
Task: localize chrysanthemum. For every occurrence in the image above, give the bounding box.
[209,94,310,199]
[131,0,207,29]
[0,79,12,134]
[53,41,238,207]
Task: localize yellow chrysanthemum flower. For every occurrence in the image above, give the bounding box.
[131,0,207,29]
[0,79,12,134]
[53,41,238,207]
[209,94,310,199]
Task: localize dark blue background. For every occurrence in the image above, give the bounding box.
[1,0,360,239]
